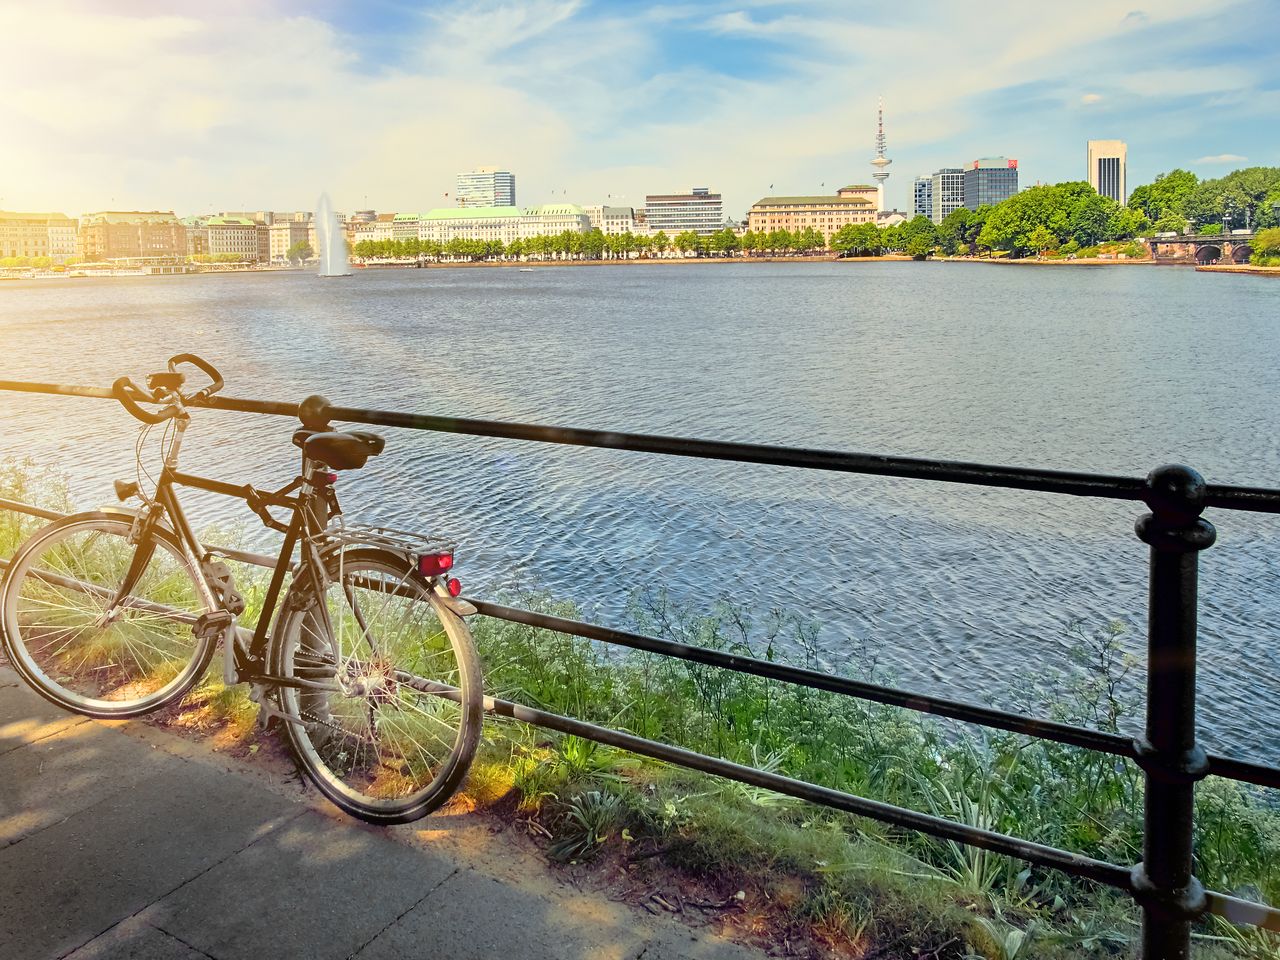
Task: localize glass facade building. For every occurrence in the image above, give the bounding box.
[963,158,1018,210]
[456,167,516,208]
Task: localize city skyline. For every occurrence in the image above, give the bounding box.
[1,1,1276,218]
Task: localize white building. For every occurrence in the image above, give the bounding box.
[1087,140,1127,204]
[644,188,723,236]
[205,216,260,260]
[420,207,523,245]
[456,167,516,207]
[518,204,592,238]
[583,205,638,235]
[269,220,310,261]
[929,168,965,224]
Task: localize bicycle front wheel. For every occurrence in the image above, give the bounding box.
[271,548,483,824]
[1,512,215,718]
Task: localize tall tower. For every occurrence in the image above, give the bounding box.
[870,97,892,213]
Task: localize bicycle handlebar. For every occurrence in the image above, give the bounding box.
[112,376,174,424]
[167,353,224,404]
[112,354,226,424]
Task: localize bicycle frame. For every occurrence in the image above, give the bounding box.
[126,414,338,691]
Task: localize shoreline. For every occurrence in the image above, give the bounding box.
[11,253,1273,283]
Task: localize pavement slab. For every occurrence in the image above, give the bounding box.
[353,866,649,960]
[142,810,458,960]
[0,716,160,848]
[0,665,772,960]
[0,756,305,960]
[64,916,211,960]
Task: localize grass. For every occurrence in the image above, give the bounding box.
[2,459,1277,958]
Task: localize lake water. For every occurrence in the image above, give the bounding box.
[1,263,1278,760]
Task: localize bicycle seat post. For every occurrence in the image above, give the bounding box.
[297,394,334,532]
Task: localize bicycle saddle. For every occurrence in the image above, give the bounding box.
[295,430,386,470]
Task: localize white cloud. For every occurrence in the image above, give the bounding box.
[1196,153,1249,163]
[0,0,1264,217]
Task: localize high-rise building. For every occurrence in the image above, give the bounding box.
[929,169,965,224]
[869,97,892,212]
[643,188,723,236]
[456,167,516,207]
[964,157,1018,210]
[1087,140,1127,203]
[912,178,933,220]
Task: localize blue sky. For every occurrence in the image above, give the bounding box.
[1,0,1276,216]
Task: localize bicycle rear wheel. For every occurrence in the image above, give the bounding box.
[271,548,482,824]
[1,512,215,718]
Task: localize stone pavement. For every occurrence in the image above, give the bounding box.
[0,666,767,960]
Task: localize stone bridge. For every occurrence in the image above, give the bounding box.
[1148,232,1254,265]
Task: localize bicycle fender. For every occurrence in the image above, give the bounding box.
[91,505,180,539]
[429,588,477,618]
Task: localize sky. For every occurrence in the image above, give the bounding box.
[1,0,1277,219]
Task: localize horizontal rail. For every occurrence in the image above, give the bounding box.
[482,692,1135,889]
[4,379,1280,513]
[3,495,1278,790]
[470,600,1280,791]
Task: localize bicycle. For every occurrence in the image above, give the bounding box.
[0,354,483,824]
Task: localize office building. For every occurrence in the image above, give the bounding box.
[912,178,933,220]
[1087,140,1127,203]
[205,216,261,260]
[79,212,187,261]
[964,158,1019,210]
[928,169,965,224]
[747,186,877,243]
[0,211,78,262]
[420,207,523,245]
[583,205,639,235]
[518,204,593,238]
[269,220,311,261]
[644,188,723,236]
[456,167,516,207]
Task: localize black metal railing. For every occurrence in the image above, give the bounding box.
[1,377,1278,957]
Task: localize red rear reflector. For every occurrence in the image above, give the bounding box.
[447,577,462,597]
[418,552,454,576]
[327,472,339,484]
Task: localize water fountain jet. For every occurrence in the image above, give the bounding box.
[315,193,352,277]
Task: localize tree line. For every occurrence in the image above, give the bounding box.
[344,165,1280,265]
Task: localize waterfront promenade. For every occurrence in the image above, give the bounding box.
[0,664,763,960]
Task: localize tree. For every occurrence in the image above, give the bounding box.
[674,231,700,256]
[1251,226,1280,265]
[1127,169,1198,223]
[651,231,669,257]
[287,240,313,264]
[831,221,882,257]
[899,215,938,258]
[1068,193,1114,247]
[1027,225,1057,256]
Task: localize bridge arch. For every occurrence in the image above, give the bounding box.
[1196,244,1222,264]
[1231,244,1252,264]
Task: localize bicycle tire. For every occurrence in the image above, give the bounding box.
[1,511,216,718]
[270,547,483,824]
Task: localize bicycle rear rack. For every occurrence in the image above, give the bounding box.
[316,520,456,559]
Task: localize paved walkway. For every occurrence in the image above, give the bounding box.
[0,666,766,960]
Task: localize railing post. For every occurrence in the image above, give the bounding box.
[1132,465,1214,959]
